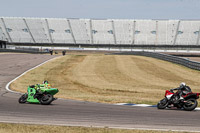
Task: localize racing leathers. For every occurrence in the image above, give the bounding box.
[170,85,192,101]
[34,83,51,93]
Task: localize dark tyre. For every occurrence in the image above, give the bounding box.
[40,94,53,105]
[183,98,198,111]
[157,98,168,109]
[18,94,28,103]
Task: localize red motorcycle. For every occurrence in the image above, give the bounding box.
[157,89,200,111]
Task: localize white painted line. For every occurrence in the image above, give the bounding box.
[132,104,152,107]
[195,108,200,111]
[115,103,128,105]
[116,103,200,110]
[115,103,153,107]
[5,57,59,94]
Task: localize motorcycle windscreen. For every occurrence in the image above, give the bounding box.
[42,88,59,95]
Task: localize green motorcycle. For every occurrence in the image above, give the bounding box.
[18,84,59,105]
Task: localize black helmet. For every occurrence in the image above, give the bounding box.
[43,80,48,84]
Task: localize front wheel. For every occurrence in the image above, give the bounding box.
[157,98,168,109]
[183,98,198,111]
[40,94,53,105]
[18,94,28,103]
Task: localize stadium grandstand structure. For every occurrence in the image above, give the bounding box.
[0,17,200,48]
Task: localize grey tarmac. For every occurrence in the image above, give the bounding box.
[0,54,200,132]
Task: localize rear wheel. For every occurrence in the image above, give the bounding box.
[18,94,28,103]
[183,98,198,111]
[157,98,168,109]
[40,94,53,105]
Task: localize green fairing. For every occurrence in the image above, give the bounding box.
[27,87,40,103]
[41,88,59,95]
[25,85,59,104]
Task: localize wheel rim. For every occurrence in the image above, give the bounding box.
[19,94,27,103]
[160,98,168,105]
[185,99,196,107]
[21,95,27,101]
[42,95,51,102]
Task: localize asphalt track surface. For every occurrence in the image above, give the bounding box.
[0,54,200,132]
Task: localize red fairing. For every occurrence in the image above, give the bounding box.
[183,92,193,98]
[183,92,200,98]
[165,90,174,97]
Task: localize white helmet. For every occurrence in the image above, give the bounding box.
[180,82,186,88]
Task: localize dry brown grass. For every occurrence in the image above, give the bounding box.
[11,53,200,105]
[0,123,184,133]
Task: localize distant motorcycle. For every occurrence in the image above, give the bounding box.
[157,89,200,111]
[18,85,59,105]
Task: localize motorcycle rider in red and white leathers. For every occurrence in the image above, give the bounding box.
[170,82,192,101]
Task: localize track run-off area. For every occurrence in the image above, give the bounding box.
[1,53,200,132]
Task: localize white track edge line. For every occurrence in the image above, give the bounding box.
[5,57,58,94]
[115,103,200,110]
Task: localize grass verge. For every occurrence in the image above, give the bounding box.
[0,123,185,133]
